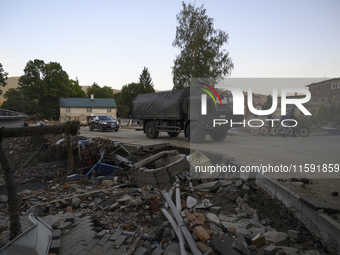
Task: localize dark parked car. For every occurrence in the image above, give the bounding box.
[88,115,119,132]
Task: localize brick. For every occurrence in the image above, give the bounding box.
[194,226,211,243]
[109,230,123,241]
[190,219,204,228]
[84,239,99,251]
[49,239,61,254]
[69,244,85,255]
[227,227,236,233]
[197,242,210,253]
[251,234,266,248]
[57,221,73,231]
[52,229,61,240]
[95,230,107,239]
[187,213,196,221]
[115,245,127,255]
[67,206,73,213]
[114,235,127,248]
[99,240,113,254]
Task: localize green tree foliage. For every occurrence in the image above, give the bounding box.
[0,63,8,96]
[19,59,71,120]
[114,82,141,117]
[86,82,115,98]
[70,78,86,98]
[1,88,38,115]
[172,2,234,90]
[262,95,273,110]
[139,67,155,93]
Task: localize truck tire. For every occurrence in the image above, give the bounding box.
[145,121,159,139]
[182,97,189,115]
[209,131,228,141]
[167,132,180,137]
[186,122,205,143]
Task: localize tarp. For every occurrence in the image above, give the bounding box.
[132,90,190,119]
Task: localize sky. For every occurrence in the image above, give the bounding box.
[1,0,339,94]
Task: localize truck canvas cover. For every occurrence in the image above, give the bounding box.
[132,90,190,119]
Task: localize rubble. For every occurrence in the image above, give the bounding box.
[0,136,334,254]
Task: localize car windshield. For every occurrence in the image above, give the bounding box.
[99,116,114,121]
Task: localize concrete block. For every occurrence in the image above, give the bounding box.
[263,231,288,245]
[49,239,61,254]
[132,246,148,255]
[264,245,278,255]
[66,213,74,223]
[151,247,164,255]
[52,229,61,240]
[57,221,73,231]
[114,235,127,248]
[210,206,222,215]
[109,230,123,241]
[287,230,301,239]
[95,230,107,239]
[232,241,251,255]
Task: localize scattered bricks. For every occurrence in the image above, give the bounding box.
[251,234,266,248]
[194,226,211,243]
[66,206,73,213]
[232,241,251,255]
[206,229,214,237]
[57,221,73,231]
[187,213,196,221]
[287,230,301,239]
[264,245,279,255]
[49,239,61,254]
[95,230,107,239]
[109,230,123,241]
[151,247,164,255]
[66,213,74,223]
[114,235,128,248]
[206,213,220,226]
[210,206,222,215]
[190,219,204,228]
[132,247,148,255]
[197,242,210,253]
[52,229,61,240]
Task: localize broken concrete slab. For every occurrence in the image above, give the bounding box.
[300,197,340,213]
[196,181,221,191]
[206,213,221,227]
[263,231,288,245]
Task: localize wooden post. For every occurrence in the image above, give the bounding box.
[0,121,79,240]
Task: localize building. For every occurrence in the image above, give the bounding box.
[306,78,340,105]
[59,97,117,123]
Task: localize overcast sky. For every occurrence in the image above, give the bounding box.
[1,0,339,94]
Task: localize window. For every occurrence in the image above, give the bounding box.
[334,95,339,103]
[320,96,324,103]
[107,108,112,112]
[313,97,317,103]
[331,83,336,89]
[66,107,70,112]
[87,107,92,112]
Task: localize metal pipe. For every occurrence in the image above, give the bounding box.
[161,190,201,255]
[176,184,188,255]
[161,208,180,237]
[164,179,179,209]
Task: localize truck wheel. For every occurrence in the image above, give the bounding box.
[186,122,205,143]
[89,124,93,131]
[167,132,180,137]
[209,131,227,141]
[182,97,189,115]
[145,121,159,139]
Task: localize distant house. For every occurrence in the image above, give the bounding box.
[306,78,340,105]
[59,96,117,123]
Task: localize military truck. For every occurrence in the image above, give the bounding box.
[132,90,242,143]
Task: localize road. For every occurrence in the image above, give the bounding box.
[80,127,339,177]
[80,126,340,211]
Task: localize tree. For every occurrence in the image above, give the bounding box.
[70,78,86,98]
[19,59,71,120]
[262,95,273,110]
[114,82,141,117]
[1,88,38,115]
[86,83,115,98]
[0,63,8,96]
[139,67,155,93]
[172,2,234,90]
